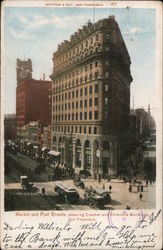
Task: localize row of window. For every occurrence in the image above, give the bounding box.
[53,85,98,102]
[54,72,99,92]
[55,34,100,65]
[54,60,109,84]
[53,97,98,111]
[53,111,98,121]
[53,125,97,135]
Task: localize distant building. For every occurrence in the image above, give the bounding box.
[4,114,17,140]
[16,58,52,132]
[50,16,133,177]
[130,106,155,139]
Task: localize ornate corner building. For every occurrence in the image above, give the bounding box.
[50,16,133,177]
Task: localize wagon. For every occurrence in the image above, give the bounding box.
[20,176,33,190]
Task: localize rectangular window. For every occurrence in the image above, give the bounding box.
[104,110,109,119]
[80,127,82,133]
[68,103,71,109]
[65,103,67,110]
[89,86,92,94]
[95,84,98,93]
[94,111,98,119]
[80,112,82,120]
[94,127,97,134]
[90,63,92,70]
[95,61,98,67]
[65,114,67,120]
[89,127,91,134]
[80,100,83,108]
[80,77,83,84]
[68,114,70,120]
[84,127,86,134]
[76,101,78,108]
[72,113,74,120]
[71,126,73,133]
[75,126,78,133]
[89,99,92,107]
[105,84,109,91]
[72,91,74,98]
[65,93,67,99]
[72,102,74,109]
[85,99,87,107]
[84,112,87,120]
[105,72,109,78]
[85,87,87,95]
[95,97,98,106]
[85,65,87,72]
[80,88,83,96]
[89,111,92,120]
[76,89,78,97]
[76,113,78,120]
[105,97,109,105]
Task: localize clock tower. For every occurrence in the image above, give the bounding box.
[16,58,32,85]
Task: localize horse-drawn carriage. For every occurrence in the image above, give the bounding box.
[84,186,111,208]
[73,176,85,189]
[20,176,33,190]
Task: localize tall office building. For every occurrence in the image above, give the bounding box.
[50,16,132,177]
[16,58,52,129]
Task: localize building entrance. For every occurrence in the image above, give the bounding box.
[102,158,110,178]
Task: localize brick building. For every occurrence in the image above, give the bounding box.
[16,59,52,131]
[4,114,17,140]
[50,16,132,177]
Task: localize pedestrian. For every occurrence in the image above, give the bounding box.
[103,184,105,189]
[109,185,112,193]
[98,174,101,184]
[141,185,143,192]
[139,192,143,201]
[129,184,132,192]
[126,205,131,210]
[41,187,46,196]
[65,194,68,204]
[146,180,148,187]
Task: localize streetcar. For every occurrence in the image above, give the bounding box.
[54,181,79,204]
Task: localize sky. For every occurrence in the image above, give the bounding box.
[3,7,156,119]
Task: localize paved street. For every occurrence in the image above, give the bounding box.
[5,179,155,210]
[5,151,156,210]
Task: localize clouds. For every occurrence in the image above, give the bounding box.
[3,7,156,119]
[125,26,142,35]
[7,12,86,40]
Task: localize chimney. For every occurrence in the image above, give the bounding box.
[43,73,45,81]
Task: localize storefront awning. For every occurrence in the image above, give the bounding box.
[27,143,31,146]
[33,146,38,149]
[48,150,61,156]
[42,147,46,151]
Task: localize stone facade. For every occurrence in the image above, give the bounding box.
[50,16,132,177]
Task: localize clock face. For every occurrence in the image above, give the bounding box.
[20,68,28,78]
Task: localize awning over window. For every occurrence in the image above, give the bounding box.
[33,146,38,149]
[42,147,47,151]
[48,150,61,156]
[27,143,31,146]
